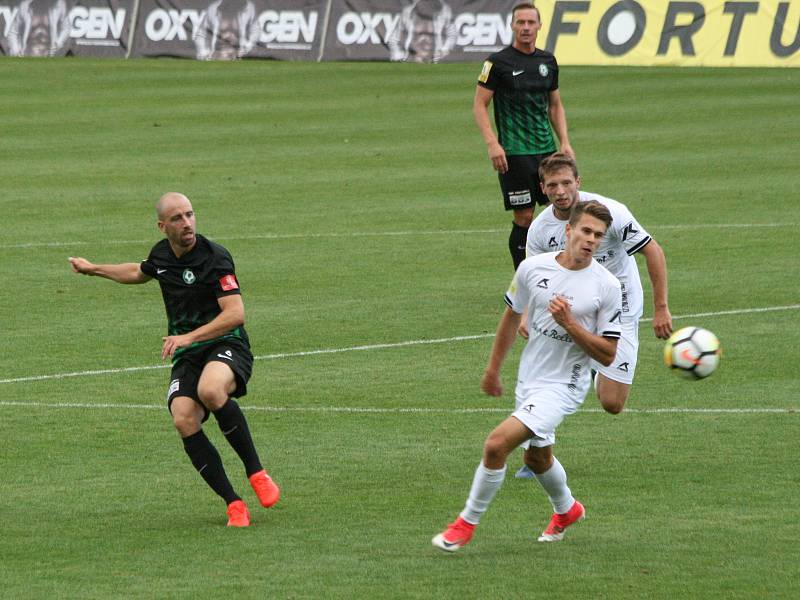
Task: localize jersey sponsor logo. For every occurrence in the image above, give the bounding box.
[539,63,549,77]
[478,60,493,83]
[621,283,629,313]
[536,278,549,289]
[568,363,581,391]
[219,274,239,291]
[621,221,639,241]
[182,269,196,284]
[530,323,573,344]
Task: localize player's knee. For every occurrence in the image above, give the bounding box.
[172,411,201,437]
[596,379,630,415]
[513,208,534,228]
[197,382,227,410]
[482,433,510,466]
[600,399,625,415]
[524,451,552,474]
[598,389,628,415]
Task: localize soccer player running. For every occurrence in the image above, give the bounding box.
[513,153,673,477]
[474,3,573,270]
[69,193,279,527]
[433,200,622,551]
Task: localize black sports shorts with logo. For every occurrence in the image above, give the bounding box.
[166,339,254,422]
[498,153,553,210]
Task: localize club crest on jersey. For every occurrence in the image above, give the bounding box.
[539,64,548,77]
[182,269,196,284]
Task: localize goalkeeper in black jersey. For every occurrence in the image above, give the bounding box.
[69,193,279,527]
[473,3,573,270]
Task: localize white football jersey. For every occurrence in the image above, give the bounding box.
[526,191,652,320]
[505,252,622,402]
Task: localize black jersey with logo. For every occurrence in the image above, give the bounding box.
[140,234,249,360]
[477,46,559,155]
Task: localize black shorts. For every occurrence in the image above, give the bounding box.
[166,339,253,422]
[498,153,554,210]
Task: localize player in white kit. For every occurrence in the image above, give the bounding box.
[432,201,622,551]
[525,153,672,413]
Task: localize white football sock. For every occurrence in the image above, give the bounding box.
[459,462,507,525]
[533,456,575,514]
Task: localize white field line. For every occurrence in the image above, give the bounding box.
[1,304,798,386]
[0,222,793,250]
[0,401,794,415]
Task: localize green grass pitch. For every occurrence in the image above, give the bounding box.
[1,58,799,599]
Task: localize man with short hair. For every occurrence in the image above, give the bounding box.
[526,153,672,409]
[69,192,279,527]
[473,2,573,269]
[433,200,622,551]
[513,153,672,478]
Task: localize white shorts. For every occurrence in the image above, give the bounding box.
[512,387,581,449]
[591,317,639,385]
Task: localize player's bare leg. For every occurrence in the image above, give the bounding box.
[595,374,630,415]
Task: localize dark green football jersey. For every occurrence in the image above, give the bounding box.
[140,234,249,361]
[477,46,559,156]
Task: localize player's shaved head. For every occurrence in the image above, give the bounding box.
[156,192,192,220]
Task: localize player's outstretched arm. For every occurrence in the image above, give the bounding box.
[481,307,522,396]
[639,240,673,339]
[549,295,618,366]
[68,257,151,284]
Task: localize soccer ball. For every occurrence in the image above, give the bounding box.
[663,326,721,379]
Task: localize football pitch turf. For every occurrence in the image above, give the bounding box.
[1,58,799,599]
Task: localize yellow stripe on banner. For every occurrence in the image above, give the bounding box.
[535,0,800,67]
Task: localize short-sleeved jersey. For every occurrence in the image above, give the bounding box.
[505,252,622,401]
[477,46,559,156]
[526,191,652,320]
[140,234,249,361]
